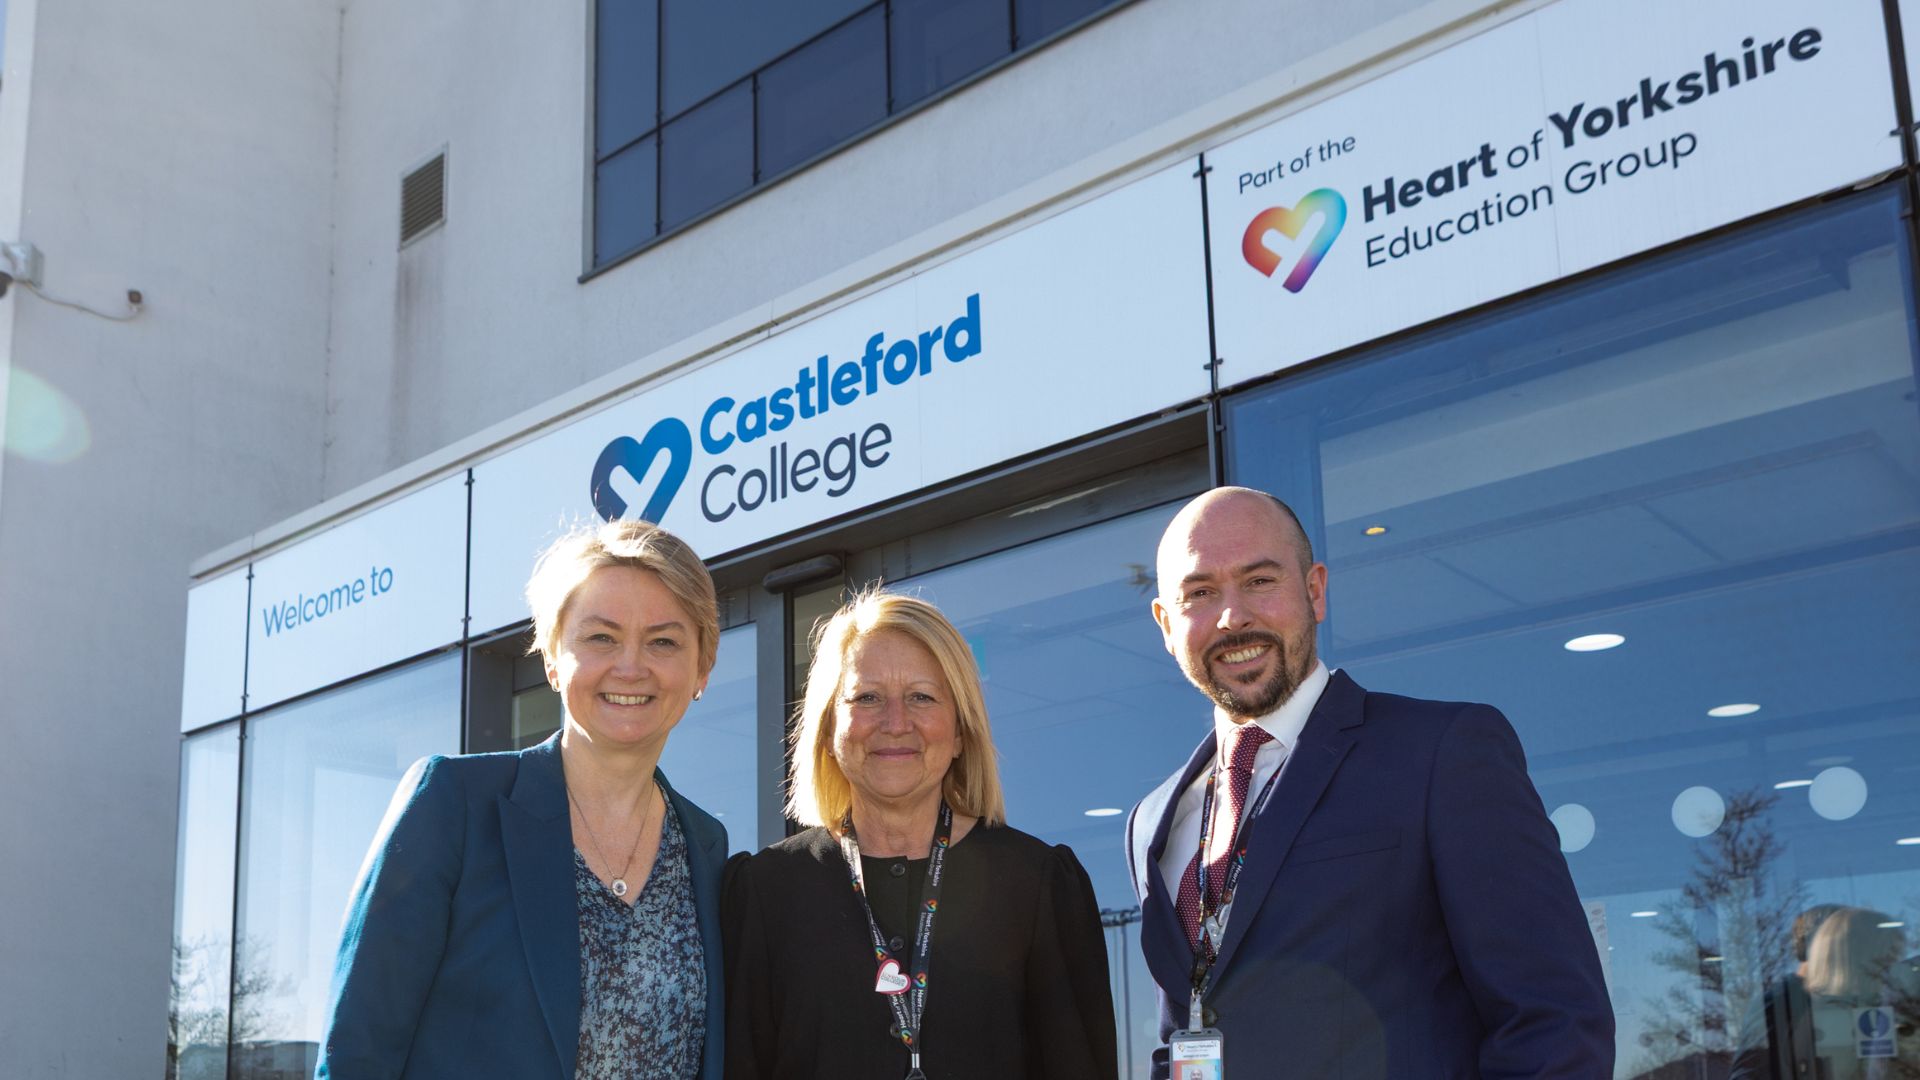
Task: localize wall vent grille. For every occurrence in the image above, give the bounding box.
[400,153,446,246]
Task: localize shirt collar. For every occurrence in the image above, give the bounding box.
[1212,659,1331,759]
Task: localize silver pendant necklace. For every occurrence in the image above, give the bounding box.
[567,779,658,898]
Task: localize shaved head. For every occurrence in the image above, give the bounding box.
[1152,487,1327,721]
[1156,487,1314,597]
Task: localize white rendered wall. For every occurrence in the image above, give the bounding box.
[319,0,1433,496]
[0,0,340,1074]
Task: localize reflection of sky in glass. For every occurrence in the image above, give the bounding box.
[900,504,1201,1075]
[660,623,760,853]
[170,725,239,1079]
[1227,188,1920,1077]
[230,654,459,1069]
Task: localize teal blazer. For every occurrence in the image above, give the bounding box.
[318,733,727,1079]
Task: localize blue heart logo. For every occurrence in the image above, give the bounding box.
[590,418,693,523]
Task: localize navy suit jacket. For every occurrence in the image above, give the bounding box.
[1125,671,1613,1079]
[317,733,727,1079]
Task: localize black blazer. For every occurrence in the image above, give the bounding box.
[722,823,1118,1079]
[318,732,728,1079]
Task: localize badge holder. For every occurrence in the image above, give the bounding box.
[1169,1028,1225,1079]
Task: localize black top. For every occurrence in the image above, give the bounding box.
[859,854,927,962]
[723,823,1119,1080]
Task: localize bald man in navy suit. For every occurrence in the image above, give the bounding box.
[1126,488,1613,1078]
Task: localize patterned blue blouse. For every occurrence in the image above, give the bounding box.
[574,804,706,1079]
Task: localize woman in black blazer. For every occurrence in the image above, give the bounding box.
[723,589,1118,1079]
[319,518,728,1079]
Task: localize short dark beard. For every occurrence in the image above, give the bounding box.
[1183,629,1316,720]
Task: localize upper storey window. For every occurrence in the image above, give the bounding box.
[590,0,1131,271]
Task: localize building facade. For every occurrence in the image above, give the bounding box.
[1,0,1917,1076]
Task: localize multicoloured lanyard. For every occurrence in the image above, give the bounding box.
[839,800,951,1080]
[1188,755,1283,1014]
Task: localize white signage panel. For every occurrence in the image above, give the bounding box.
[469,162,1209,632]
[246,475,468,710]
[180,567,250,731]
[1208,0,1900,382]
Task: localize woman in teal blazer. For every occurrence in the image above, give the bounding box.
[319,519,728,1079]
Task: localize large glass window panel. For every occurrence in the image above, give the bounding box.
[1224,188,1920,1078]
[594,0,659,159]
[756,7,886,178]
[659,623,761,853]
[595,136,659,265]
[897,504,1201,1078]
[660,0,867,116]
[167,724,240,1080]
[891,0,1012,109]
[229,654,460,1080]
[659,82,754,230]
[1015,0,1119,46]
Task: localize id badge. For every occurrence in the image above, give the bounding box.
[1170,1028,1225,1080]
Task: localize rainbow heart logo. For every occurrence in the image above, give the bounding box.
[1241,189,1348,293]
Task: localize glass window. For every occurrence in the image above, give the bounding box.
[660,623,762,853]
[898,504,1201,1078]
[659,82,754,230]
[1224,188,1920,1077]
[228,655,460,1080]
[1015,0,1120,46]
[167,724,240,1080]
[595,0,659,158]
[591,0,1140,268]
[891,0,1011,108]
[660,0,867,116]
[595,136,658,263]
[756,8,887,178]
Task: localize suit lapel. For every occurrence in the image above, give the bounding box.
[1210,670,1365,979]
[1135,732,1217,1000]
[499,734,580,1079]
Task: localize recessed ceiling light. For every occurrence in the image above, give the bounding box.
[1083,807,1123,818]
[1630,910,1658,918]
[1708,703,1760,718]
[1564,633,1625,652]
[1703,956,1724,964]
[1880,921,1907,929]
[1363,524,1389,536]
[1897,836,1920,846]
[1773,779,1813,789]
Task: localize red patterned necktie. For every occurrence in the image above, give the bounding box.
[1175,723,1275,950]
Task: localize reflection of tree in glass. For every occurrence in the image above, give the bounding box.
[166,935,291,1080]
[1626,787,1807,1079]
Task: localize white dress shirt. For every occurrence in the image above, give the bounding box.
[1156,660,1332,905]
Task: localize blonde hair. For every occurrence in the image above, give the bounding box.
[785,588,1006,829]
[1803,907,1905,999]
[524,518,720,676]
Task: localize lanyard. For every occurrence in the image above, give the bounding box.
[839,800,951,1080]
[1187,753,1283,1024]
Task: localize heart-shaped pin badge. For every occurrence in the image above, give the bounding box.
[590,417,694,524]
[875,957,910,995]
[1240,188,1348,294]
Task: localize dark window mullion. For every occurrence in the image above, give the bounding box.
[654,0,666,236]
[884,1,895,113]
